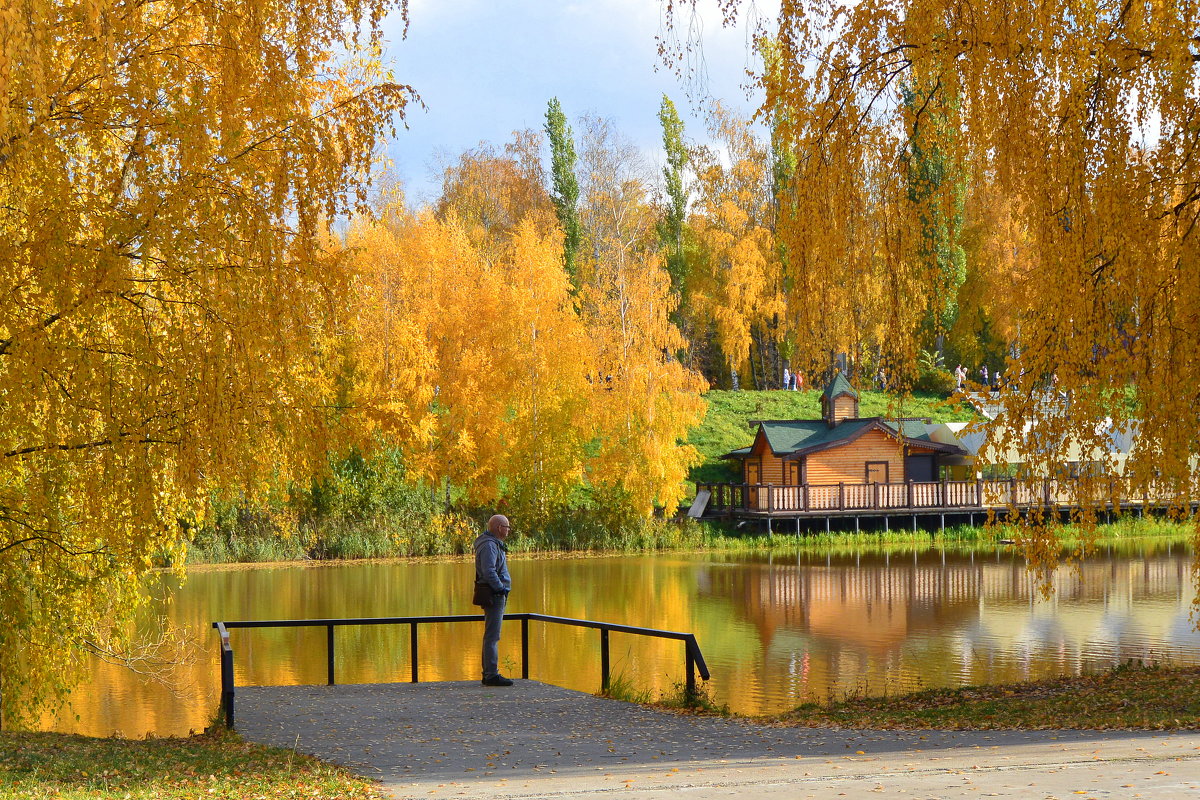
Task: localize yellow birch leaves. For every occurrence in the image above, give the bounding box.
[0,0,412,721]
[667,0,1200,555]
[345,202,704,526]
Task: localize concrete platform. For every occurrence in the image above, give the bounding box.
[235,681,1200,799]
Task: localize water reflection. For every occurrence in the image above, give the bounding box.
[42,541,1200,738]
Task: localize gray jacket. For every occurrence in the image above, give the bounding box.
[473,532,511,594]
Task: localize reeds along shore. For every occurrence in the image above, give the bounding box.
[182,509,1194,565]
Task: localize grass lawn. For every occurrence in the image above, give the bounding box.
[772,663,1200,730]
[687,389,975,484]
[0,728,381,799]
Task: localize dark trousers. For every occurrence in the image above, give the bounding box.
[482,592,507,679]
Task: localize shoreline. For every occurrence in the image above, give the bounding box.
[179,518,1197,569]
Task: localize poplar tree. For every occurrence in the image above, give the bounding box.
[901,83,967,359]
[657,95,690,299]
[544,98,582,287]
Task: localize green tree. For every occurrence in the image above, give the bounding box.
[657,95,690,300]
[901,83,967,358]
[545,98,583,287]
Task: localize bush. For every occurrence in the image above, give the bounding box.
[914,367,956,395]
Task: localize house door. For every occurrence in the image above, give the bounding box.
[865,461,889,484]
[746,462,760,508]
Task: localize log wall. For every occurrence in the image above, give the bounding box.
[805,429,905,484]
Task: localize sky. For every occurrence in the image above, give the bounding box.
[376,0,776,206]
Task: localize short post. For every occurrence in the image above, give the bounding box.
[600,628,610,692]
[220,637,235,729]
[907,479,914,508]
[410,621,419,683]
[838,482,845,510]
[521,617,530,679]
[684,642,697,704]
[326,624,335,686]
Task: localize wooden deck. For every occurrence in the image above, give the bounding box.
[697,477,1199,528]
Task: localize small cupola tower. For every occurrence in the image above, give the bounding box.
[821,370,860,427]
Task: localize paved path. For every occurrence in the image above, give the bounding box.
[236,681,1200,799]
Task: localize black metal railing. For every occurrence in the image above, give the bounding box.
[212,613,710,729]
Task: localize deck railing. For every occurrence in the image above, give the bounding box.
[698,476,1185,516]
[212,613,710,730]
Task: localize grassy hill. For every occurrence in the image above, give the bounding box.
[686,389,978,485]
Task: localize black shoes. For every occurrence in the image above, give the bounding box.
[481,674,514,687]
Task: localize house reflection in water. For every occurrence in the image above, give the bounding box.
[697,548,1199,703]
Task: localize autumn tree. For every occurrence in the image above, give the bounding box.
[573,114,707,512]
[347,195,704,524]
[689,104,785,389]
[666,0,1200,565]
[0,0,414,722]
[435,129,555,252]
[576,114,657,285]
[347,208,594,521]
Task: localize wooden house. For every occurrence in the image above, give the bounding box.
[722,371,965,488]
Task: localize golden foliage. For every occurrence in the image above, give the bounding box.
[346,187,705,524]
[435,130,556,252]
[668,0,1200,560]
[689,104,785,382]
[574,114,706,516]
[0,0,412,721]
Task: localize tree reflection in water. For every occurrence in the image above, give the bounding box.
[41,540,1200,737]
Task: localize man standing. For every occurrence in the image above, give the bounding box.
[474,514,513,686]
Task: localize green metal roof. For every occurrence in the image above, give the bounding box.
[822,370,858,402]
[763,419,868,453]
[721,417,962,459]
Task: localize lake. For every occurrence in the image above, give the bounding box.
[40,539,1200,737]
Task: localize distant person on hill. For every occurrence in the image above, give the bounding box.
[795,370,804,391]
[782,367,790,391]
[474,514,513,687]
[980,364,989,387]
[955,364,966,390]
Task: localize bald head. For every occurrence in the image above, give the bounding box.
[487,514,511,540]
